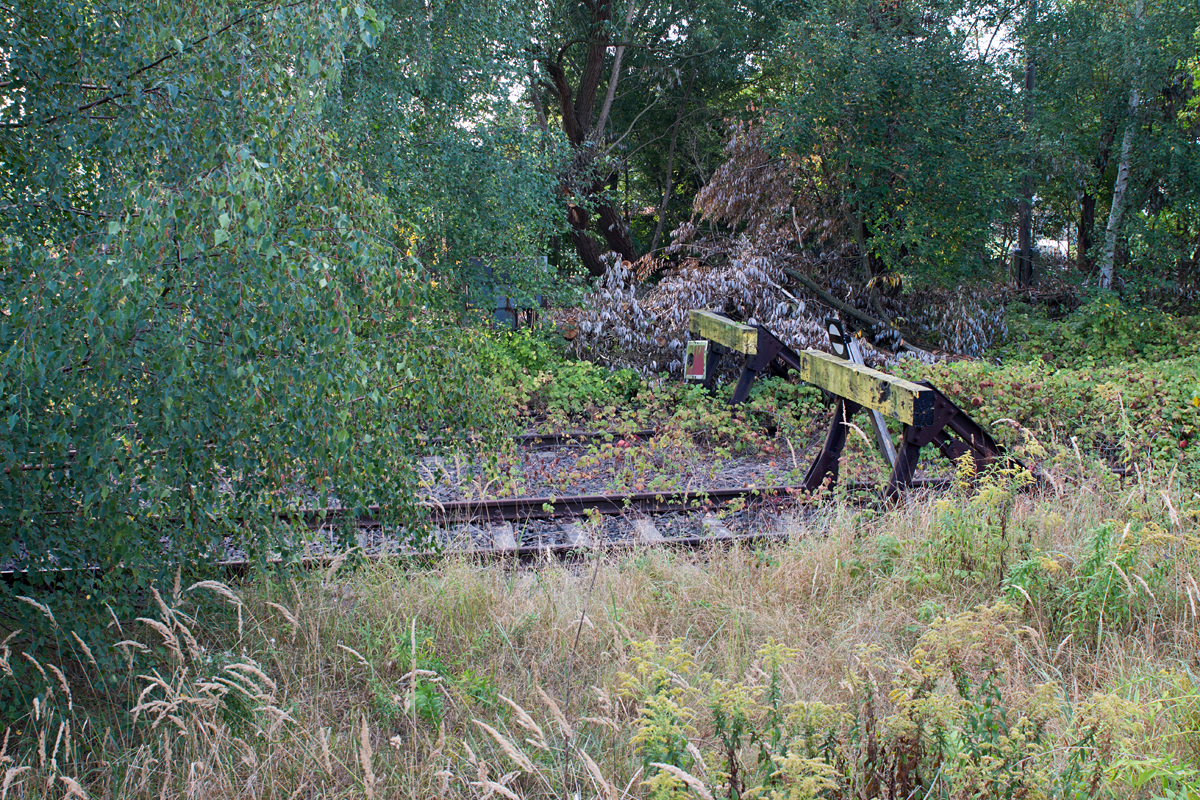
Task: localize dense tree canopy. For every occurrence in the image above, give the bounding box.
[521,0,800,275]
[676,0,1198,299]
[767,0,1020,286]
[0,0,501,664]
[328,0,571,305]
[1029,0,1199,285]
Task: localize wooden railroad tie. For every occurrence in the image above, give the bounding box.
[686,310,1006,500]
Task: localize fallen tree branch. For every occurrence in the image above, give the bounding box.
[782,268,885,330]
[782,268,937,361]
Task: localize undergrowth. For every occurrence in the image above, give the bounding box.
[893,352,1200,485]
[1,465,1198,799]
[5,301,1199,798]
[883,297,1200,486]
[472,325,643,421]
[469,301,1200,488]
[996,296,1200,370]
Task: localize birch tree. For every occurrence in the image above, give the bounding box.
[1098,0,1145,289]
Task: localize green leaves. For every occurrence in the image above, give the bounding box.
[0,0,508,681]
[762,0,1018,286]
[327,0,570,299]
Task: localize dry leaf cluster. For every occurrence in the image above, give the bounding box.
[571,122,1011,372]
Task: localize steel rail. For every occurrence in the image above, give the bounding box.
[2,478,953,582]
[289,478,951,527]
[421,428,661,450]
[512,429,659,449]
[218,529,807,574]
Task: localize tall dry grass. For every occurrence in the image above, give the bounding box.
[1,463,1197,798]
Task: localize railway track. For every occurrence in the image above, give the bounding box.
[2,425,954,580]
[512,429,660,449]
[299,483,819,527]
[228,477,951,570]
[424,428,661,450]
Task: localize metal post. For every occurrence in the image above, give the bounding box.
[826,318,897,468]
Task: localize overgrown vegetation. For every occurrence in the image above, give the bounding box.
[997,297,1200,369]
[1,464,1197,798]
[0,0,513,700]
[4,0,1200,796]
[478,301,1200,485]
[891,299,1200,484]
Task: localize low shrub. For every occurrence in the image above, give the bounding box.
[472,326,642,421]
[997,295,1200,370]
[893,350,1200,485]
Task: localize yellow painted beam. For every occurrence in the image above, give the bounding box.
[688,310,757,354]
[799,350,934,426]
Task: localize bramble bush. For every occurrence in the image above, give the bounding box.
[997,296,1200,369]
[473,327,642,422]
[894,348,1200,484]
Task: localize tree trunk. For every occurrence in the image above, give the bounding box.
[1098,0,1144,290]
[1018,189,1033,286]
[1099,105,1139,289]
[845,207,873,283]
[572,0,611,137]
[1017,0,1036,287]
[529,71,549,132]
[594,0,639,144]
[650,67,696,255]
[570,227,608,276]
[596,200,637,262]
[1076,122,1116,272]
[538,0,647,279]
[567,203,610,276]
[1077,191,1096,272]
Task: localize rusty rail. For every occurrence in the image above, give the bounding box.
[2,478,952,581]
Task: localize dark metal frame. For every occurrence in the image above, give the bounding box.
[798,380,1004,498]
[701,322,1004,500]
[882,382,1004,500]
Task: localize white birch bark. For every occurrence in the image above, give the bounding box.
[1098,0,1144,289]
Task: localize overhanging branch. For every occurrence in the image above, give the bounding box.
[11,0,306,129]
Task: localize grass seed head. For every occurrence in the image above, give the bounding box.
[472,721,535,773]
